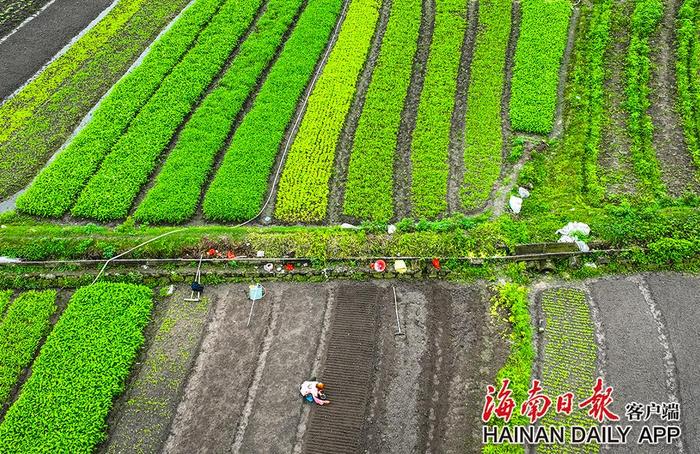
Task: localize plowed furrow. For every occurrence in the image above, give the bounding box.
[303,283,379,454]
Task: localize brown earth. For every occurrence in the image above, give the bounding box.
[98,280,505,453]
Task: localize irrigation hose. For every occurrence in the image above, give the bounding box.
[91,0,351,284]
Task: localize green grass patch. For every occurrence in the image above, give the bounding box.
[15,0,227,217]
[461,0,512,210]
[410,0,468,218]
[134,0,306,224]
[275,0,381,222]
[2,0,191,201]
[0,283,152,452]
[0,290,56,406]
[342,0,421,221]
[202,0,345,222]
[70,0,263,221]
[509,0,571,134]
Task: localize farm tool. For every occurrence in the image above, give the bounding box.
[392,286,404,337]
[184,254,204,302]
[246,283,266,327]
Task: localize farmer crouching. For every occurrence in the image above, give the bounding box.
[299,380,330,406]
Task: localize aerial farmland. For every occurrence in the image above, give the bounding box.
[0,0,698,452]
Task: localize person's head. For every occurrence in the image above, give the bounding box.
[316,383,325,390]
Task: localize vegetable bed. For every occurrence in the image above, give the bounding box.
[0,283,152,453]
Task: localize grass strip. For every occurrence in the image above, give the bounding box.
[15,0,225,217]
[202,0,345,222]
[410,0,468,219]
[71,0,264,221]
[341,0,421,221]
[625,0,665,197]
[482,283,533,454]
[274,0,381,223]
[461,0,511,211]
[134,0,306,224]
[676,0,700,173]
[509,0,571,134]
[538,288,598,453]
[579,0,613,200]
[0,289,11,320]
[0,283,152,453]
[1,0,192,201]
[0,290,56,406]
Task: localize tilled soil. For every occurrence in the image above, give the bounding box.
[587,277,675,453]
[103,280,504,453]
[0,0,115,100]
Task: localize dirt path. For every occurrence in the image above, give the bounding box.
[550,5,580,140]
[599,0,638,196]
[393,0,435,220]
[446,0,478,214]
[0,0,115,100]
[649,0,700,196]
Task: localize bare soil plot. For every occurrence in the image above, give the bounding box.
[645,273,700,453]
[0,0,115,99]
[587,277,674,453]
[97,280,503,453]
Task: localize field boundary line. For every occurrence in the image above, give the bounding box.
[446,0,478,214]
[230,290,281,453]
[0,0,120,105]
[0,0,58,45]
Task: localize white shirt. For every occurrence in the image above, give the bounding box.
[300,381,320,397]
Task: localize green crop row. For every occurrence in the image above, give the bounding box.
[410,0,468,219]
[483,283,532,454]
[0,283,152,452]
[274,0,381,223]
[134,0,306,224]
[342,0,421,221]
[625,0,665,197]
[509,0,571,134]
[461,0,511,211]
[0,290,56,406]
[0,289,11,320]
[539,288,598,453]
[1,0,192,201]
[202,0,344,222]
[675,0,700,173]
[579,0,613,200]
[70,0,264,221]
[15,0,227,217]
[0,0,146,140]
